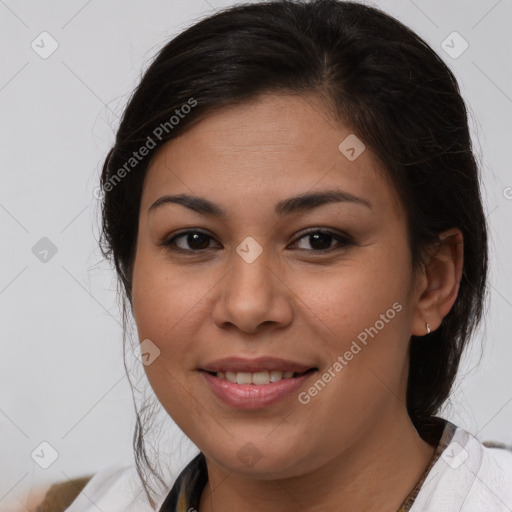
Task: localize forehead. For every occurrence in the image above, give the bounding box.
[141,93,401,218]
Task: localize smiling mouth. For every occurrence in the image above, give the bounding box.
[202,368,317,385]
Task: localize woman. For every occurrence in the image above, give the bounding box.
[38,0,512,511]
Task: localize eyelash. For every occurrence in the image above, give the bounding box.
[160,228,354,254]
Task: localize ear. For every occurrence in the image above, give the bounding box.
[411,228,464,336]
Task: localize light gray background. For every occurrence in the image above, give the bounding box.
[1,0,511,509]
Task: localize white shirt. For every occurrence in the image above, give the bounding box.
[410,425,512,511]
[63,423,512,512]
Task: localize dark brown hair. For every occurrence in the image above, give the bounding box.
[98,0,488,506]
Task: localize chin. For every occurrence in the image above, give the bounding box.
[202,437,314,478]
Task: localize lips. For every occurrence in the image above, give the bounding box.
[200,356,316,374]
[199,356,319,408]
[201,369,317,409]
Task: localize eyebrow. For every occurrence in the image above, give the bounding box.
[148,189,372,218]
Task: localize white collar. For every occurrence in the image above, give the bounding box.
[410,423,512,511]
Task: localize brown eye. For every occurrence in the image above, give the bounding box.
[162,230,219,252]
[291,229,353,252]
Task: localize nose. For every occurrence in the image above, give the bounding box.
[211,247,294,334]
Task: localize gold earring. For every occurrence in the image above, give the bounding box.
[426,323,431,334]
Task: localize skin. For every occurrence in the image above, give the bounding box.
[131,93,463,512]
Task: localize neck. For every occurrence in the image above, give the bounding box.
[199,411,437,512]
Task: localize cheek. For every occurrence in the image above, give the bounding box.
[296,275,410,436]
[293,250,412,389]
[130,255,211,419]
[294,253,410,336]
[132,250,206,339]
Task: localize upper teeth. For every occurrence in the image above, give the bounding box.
[216,370,295,385]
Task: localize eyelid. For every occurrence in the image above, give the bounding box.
[161,227,353,254]
[288,227,353,251]
[160,228,220,251]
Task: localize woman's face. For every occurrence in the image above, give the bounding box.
[131,93,425,477]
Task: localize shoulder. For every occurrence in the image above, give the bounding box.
[65,465,148,511]
[475,439,512,503]
[411,421,512,511]
[37,464,175,512]
[33,476,93,512]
